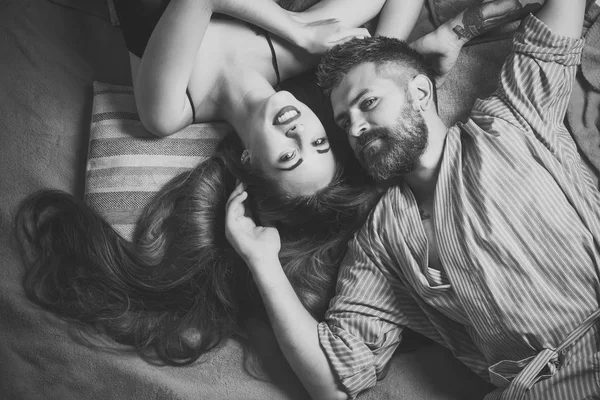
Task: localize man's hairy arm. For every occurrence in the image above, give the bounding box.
[410,0,546,85]
[450,0,545,44]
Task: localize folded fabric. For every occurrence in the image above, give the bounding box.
[583,4,600,90]
[566,5,600,184]
[48,0,112,21]
[107,0,120,26]
[85,81,231,240]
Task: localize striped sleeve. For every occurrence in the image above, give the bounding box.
[474,14,584,144]
[318,227,404,399]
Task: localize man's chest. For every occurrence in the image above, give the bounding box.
[419,204,442,272]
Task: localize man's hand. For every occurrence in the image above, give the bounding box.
[410,24,462,87]
[449,0,544,43]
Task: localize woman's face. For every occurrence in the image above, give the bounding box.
[247,91,336,196]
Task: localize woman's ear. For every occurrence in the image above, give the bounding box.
[240,149,251,166]
[408,74,434,112]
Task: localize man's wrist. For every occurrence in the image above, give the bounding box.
[437,20,468,50]
[447,0,545,44]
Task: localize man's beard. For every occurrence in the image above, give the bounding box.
[354,104,428,182]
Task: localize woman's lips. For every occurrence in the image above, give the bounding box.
[273,105,301,125]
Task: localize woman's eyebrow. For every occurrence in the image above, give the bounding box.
[317,148,331,154]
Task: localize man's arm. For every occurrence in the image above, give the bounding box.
[410,0,546,85]
[448,0,546,44]
[473,0,586,138]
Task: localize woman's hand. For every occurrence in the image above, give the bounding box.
[293,16,371,55]
[410,25,463,88]
[225,183,281,266]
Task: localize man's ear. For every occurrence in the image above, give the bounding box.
[408,74,434,112]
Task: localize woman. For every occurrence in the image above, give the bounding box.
[15,0,445,366]
[114,0,426,196]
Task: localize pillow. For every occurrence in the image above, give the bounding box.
[85,81,231,240]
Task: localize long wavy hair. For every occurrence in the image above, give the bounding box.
[15,132,382,366]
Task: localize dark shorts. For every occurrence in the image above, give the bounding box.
[113,0,171,58]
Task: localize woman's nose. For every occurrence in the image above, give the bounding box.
[285,124,305,138]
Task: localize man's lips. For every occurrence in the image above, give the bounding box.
[273,105,301,126]
[360,138,383,154]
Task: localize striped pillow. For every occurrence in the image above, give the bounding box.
[85,81,231,240]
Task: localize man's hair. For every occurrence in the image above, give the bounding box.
[317,36,438,101]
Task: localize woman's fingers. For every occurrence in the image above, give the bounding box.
[226,182,245,207]
[226,185,248,219]
[306,17,339,26]
[330,27,371,45]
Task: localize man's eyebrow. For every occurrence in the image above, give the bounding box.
[276,158,304,171]
[350,89,371,108]
[334,89,371,125]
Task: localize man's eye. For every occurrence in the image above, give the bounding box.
[361,98,376,109]
[279,151,296,162]
[312,137,328,146]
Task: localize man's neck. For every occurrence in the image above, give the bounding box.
[405,116,449,203]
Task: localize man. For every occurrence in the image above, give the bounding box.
[225,0,600,399]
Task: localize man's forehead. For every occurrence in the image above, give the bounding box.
[331,62,390,116]
[332,63,379,98]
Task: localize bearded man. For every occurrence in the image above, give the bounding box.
[224,0,600,399]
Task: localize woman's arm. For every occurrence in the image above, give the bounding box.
[136,0,371,136]
[375,0,425,40]
[225,184,347,400]
[250,258,347,400]
[135,0,212,136]
[294,0,386,29]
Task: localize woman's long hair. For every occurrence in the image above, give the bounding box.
[15,133,382,365]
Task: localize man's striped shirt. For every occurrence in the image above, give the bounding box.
[318,15,600,399]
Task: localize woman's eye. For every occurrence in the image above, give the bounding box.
[312,137,328,146]
[279,151,296,162]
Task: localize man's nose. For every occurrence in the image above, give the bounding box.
[349,118,369,138]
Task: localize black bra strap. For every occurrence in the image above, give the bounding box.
[264,31,281,89]
[186,88,196,123]
[185,26,279,125]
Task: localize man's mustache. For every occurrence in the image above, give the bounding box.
[356,127,391,149]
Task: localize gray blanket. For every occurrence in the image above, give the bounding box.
[6,0,597,399]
